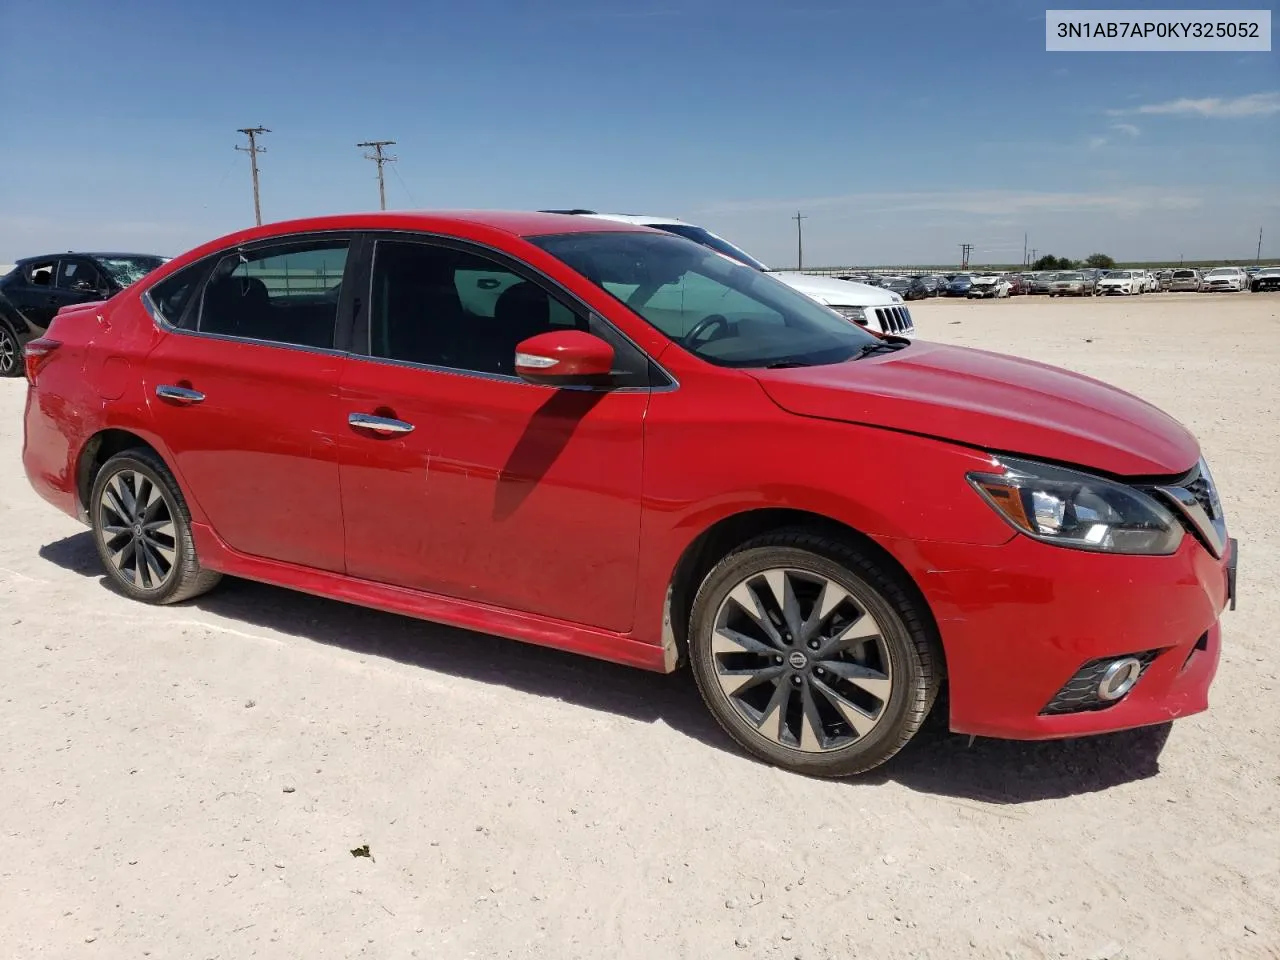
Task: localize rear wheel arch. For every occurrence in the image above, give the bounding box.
[77,430,168,519]
[661,508,946,679]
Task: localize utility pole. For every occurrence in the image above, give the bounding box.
[1258,226,1264,264]
[960,243,973,270]
[236,126,270,226]
[1030,247,1038,266]
[1023,232,1028,266]
[792,212,807,270]
[357,140,398,211]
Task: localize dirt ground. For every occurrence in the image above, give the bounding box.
[2,292,1277,960]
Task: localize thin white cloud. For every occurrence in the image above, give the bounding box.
[694,188,1204,218]
[1110,122,1141,137]
[1088,136,1109,150]
[1109,91,1280,119]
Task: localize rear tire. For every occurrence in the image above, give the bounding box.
[688,530,940,778]
[90,449,222,605]
[0,322,20,377]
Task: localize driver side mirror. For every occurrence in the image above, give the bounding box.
[514,330,615,387]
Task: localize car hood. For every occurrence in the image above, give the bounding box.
[750,341,1198,476]
[769,272,903,306]
[1098,276,1130,284]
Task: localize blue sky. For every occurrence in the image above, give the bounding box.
[0,0,1276,266]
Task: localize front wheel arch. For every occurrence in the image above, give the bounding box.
[662,508,946,679]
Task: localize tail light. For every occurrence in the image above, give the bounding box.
[23,338,60,383]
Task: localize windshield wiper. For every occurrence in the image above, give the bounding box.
[848,340,909,361]
[762,360,811,369]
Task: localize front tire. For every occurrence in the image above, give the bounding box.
[90,449,222,605]
[688,531,940,777]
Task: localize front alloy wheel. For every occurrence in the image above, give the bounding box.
[689,532,940,777]
[710,568,893,751]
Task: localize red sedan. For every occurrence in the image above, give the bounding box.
[21,212,1235,777]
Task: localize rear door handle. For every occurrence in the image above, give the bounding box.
[349,413,414,435]
[155,385,205,404]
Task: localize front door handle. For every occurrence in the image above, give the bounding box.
[156,385,205,405]
[349,413,414,435]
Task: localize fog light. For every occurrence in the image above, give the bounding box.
[1097,657,1143,701]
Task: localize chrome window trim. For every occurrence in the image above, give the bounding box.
[343,349,668,395]
[142,290,350,358]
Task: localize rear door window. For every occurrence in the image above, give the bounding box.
[24,260,57,287]
[197,239,349,349]
[56,259,105,293]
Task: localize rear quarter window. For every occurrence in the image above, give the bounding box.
[147,263,208,329]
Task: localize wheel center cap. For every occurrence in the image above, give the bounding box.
[788,651,809,670]
[133,523,144,538]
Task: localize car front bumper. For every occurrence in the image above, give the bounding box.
[875,532,1232,740]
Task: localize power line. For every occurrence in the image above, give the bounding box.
[357,140,398,211]
[235,126,270,226]
[793,211,807,270]
[389,161,419,207]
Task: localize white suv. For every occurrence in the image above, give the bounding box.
[546,211,915,338]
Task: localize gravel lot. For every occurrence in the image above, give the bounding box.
[2,292,1277,960]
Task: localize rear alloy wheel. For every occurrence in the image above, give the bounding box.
[0,324,19,377]
[90,449,221,604]
[689,532,940,777]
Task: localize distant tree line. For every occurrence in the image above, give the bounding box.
[1031,253,1116,271]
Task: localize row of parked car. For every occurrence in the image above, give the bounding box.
[837,265,1278,299]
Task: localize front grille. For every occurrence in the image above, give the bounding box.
[873,306,914,335]
[1185,472,1218,519]
[1039,651,1160,715]
[1152,458,1227,558]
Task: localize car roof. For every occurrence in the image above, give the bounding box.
[205,211,647,250]
[136,211,657,282]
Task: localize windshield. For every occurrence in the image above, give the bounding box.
[646,224,771,272]
[94,256,165,287]
[1206,268,1235,277]
[1107,271,1134,279]
[1058,272,1084,280]
[1173,270,1196,277]
[530,231,880,368]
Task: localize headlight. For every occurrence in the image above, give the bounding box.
[830,305,867,324]
[967,456,1183,555]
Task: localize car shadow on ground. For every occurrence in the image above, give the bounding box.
[40,531,1172,805]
